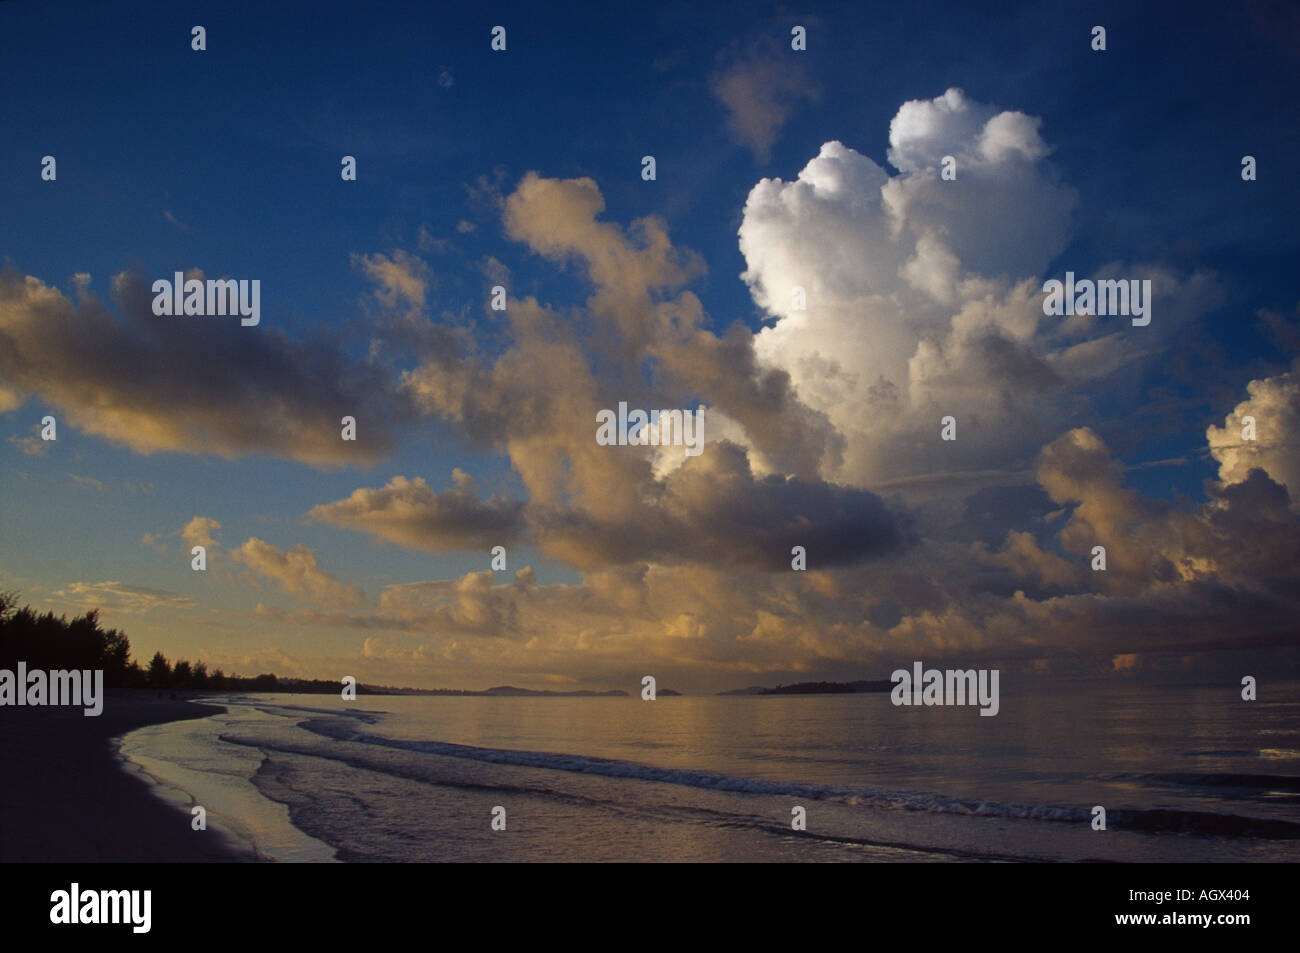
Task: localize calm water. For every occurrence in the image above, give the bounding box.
[118,682,1300,862]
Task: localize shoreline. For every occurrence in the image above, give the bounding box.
[0,690,256,862]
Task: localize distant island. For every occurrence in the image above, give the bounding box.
[718,680,894,696]
[415,685,628,697]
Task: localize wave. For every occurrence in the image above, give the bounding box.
[1158,772,1300,792]
[1180,748,1300,760]
[295,714,1300,840]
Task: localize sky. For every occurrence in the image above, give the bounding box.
[1,0,1298,692]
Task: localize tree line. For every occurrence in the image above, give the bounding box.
[0,592,287,692]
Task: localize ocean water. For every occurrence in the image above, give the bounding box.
[117,682,1300,862]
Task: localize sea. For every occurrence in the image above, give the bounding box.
[116,680,1300,862]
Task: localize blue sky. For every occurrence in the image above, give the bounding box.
[2,0,1298,689]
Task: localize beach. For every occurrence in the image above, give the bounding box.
[0,692,252,862]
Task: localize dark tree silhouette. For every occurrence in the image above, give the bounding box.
[1,594,368,695]
[147,651,171,689]
[1,591,133,686]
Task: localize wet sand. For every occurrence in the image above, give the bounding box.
[0,691,254,862]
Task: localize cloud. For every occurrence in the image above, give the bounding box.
[739,132,1061,483]
[140,532,167,553]
[8,423,47,456]
[232,538,366,608]
[14,88,1289,689]
[383,170,900,574]
[181,516,221,551]
[526,440,902,571]
[50,582,197,614]
[69,474,107,492]
[1207,357,1300,508]
[0,385,21,414]
[1112,653,1140,671]
[496,170,842,480]
[1036,427,1300,596]
[162,210,190,231]
[734,90,1229,494]
[244,404,1300,688]
[306,471,526,553]
[710,38,819,160]
[377,570,523,636]
[326,299,1297,688]
[0,268,401,466]
[352,250,430,311]
[887,87,1049,172]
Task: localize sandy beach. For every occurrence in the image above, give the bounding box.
[0,692,253,862]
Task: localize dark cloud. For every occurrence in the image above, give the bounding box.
[0,268,402,465]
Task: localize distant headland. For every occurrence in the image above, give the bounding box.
[717,680,894,696]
